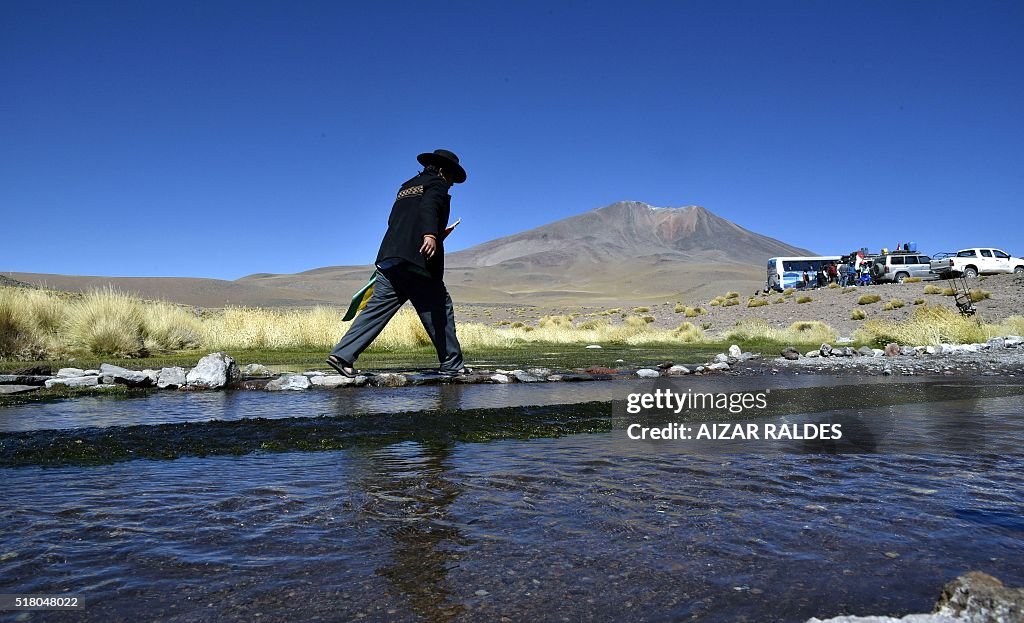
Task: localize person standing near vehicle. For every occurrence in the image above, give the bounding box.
[326,149,468,377]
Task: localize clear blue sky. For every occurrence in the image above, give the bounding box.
[3,1,1022,280]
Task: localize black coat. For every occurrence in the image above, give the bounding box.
[374,171,451,279]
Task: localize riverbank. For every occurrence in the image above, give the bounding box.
[2,275,1023,365]
[2,331,1023,410]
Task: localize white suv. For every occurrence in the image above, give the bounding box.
[930,248,1024,278]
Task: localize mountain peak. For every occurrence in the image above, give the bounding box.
[446,200,812,269]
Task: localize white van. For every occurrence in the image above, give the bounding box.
[766,256,842,291]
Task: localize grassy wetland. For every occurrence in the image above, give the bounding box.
[2,278,1024,376]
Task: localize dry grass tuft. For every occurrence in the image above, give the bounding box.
[67,287,148,356]
[538,315,573,329]
[1003,316,1024,336]
[882,299,906,310]
[201,306,352,350]
[851,309,866,320]
[796,296,812,304]
[0,288,35,357]
[858,294,881,305]
[747,298,769,308]
[903,277,923,283]
[923,284,943,294]
[672,322,705,343]
[722,318,835,345]
[854,305,1024,346]
[146,301,204,350]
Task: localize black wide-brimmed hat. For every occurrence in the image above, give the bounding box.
[417,149,467,184]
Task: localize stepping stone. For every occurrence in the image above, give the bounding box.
[0,385,39,395]
[0,375,52,386]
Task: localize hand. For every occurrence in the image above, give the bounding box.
[420,235,437,259]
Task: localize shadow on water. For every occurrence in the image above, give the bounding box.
[356,442,468,622]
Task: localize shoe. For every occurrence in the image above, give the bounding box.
[438,367,471,377]
[326,355,356,378]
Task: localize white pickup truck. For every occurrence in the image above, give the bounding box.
[929,248,1024,278]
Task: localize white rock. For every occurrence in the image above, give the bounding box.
[100,363,152,387]
[490,374,512,384]
[636,368,660,378]
[1005,336,1023,347]
[806,351,819,358]
[714,354,729,363]
[370,373,407,387]
[0,385,40,395]
[872,349,885,357]
[310,374,368,388]
[157,367,187,389]
[265,374,311,391]
[45,376,99,389]
[940,343,955,355]
[667,365,691,375]
[56,368,85,378]
[243,363,274,376]
[185,352,239,389]
[526,368,552,377]
[302,370,325,377]
[728,345,742,358]
[925,345,939,355]
[513,370,545,383]
[585,344,602,349]
[708,362,731,371]
[142,369,160,384]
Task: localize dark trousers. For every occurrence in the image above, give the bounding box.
[330,266,464,372]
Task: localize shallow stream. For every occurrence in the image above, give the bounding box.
[1,375,1022,622]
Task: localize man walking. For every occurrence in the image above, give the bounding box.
[327,149,467,377]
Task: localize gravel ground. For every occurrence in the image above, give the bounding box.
[464,273,1024,341]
